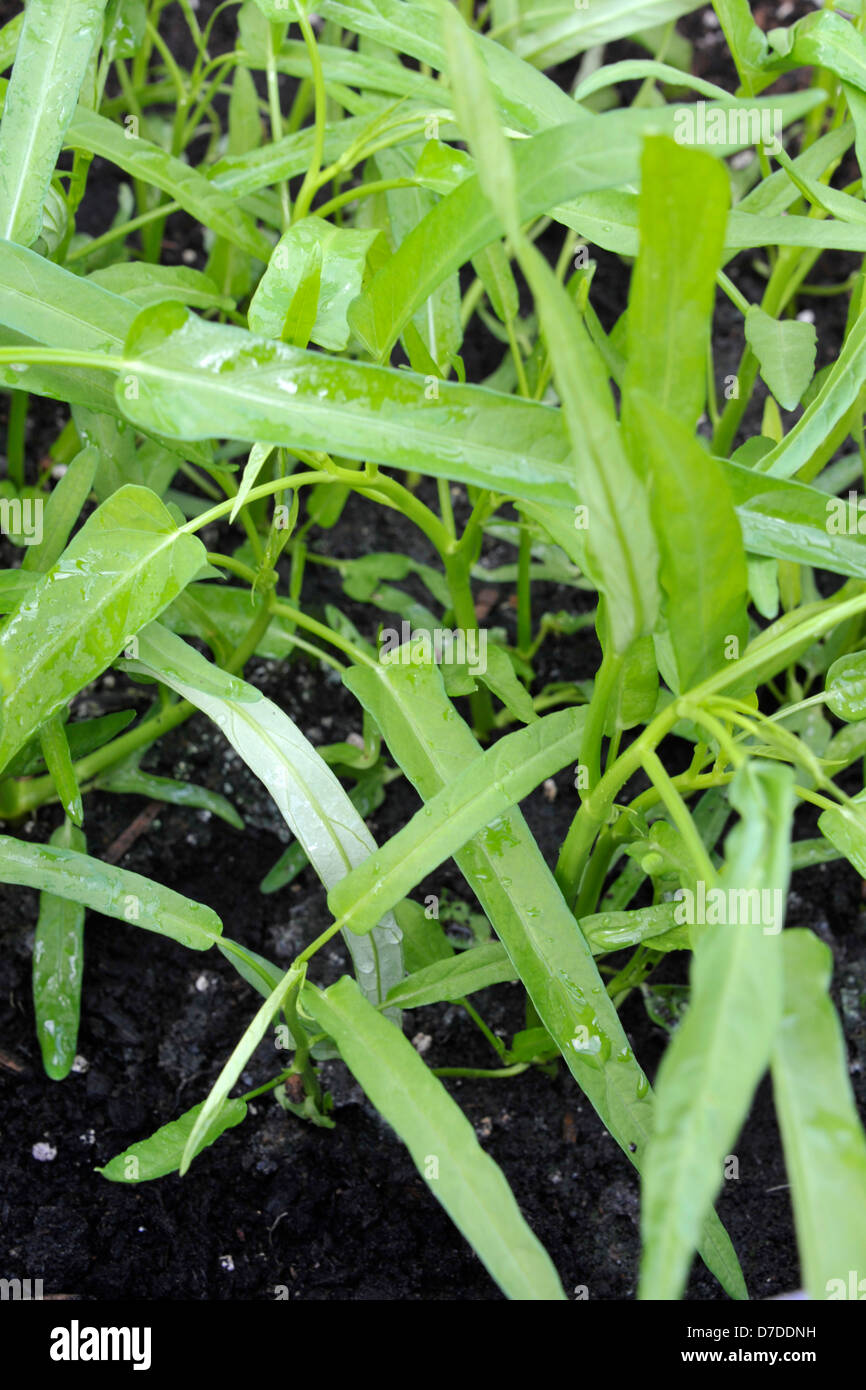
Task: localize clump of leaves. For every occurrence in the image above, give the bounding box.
[1,0,866,1301]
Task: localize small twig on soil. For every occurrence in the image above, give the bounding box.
[102,801,164,865]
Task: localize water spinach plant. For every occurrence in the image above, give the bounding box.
[2,0,866,1299]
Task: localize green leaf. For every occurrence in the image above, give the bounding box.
[385,941,518,1009]
[260,767,385,893]
[102,0,147,62]
[3,709,136,780]
[757,307,866,481]
[623,135,728,435]
[477,643,537,724]
[0,486,205,772]
[114,303,576,506]
[634,396,749,692]
[345,644,746,1299]
[0,568,37,614]
[512,0,702,68]
[581,903,688,955]
[0,833,222,950]
[329,705,586,935]
[65,107,271,261]
[515,237,657,654]
[32,819,87,1080]
[278,240,322,349]
[0,241,212,472]
[87,263,236,312]
[712,0,772,92]
[317,0,582,133]
[98,1097,247,1182]
[766,11,866,95]
[826,649,866,721]
[181,964,302,1175]
[818,791,866,877]
[39,716,83,827]
[443,3,520,240]
[0,236,130,412]
[771,928,866,1299]
[303,974,566,1299]
[376,142,464,371]
[639,761,795,1301]
[95,757,244,830]
[349,95,821,359]
[250,217,383,351]
[393,898,454,972]
[0,0,107,246]
[744,307,817,411]
[127,622,404,1010]
[348,114,639,361]
[21,446,97,574]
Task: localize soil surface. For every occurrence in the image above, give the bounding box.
[1,0,865,1302]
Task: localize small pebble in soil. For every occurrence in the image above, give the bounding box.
[412,1032,432,1055]
[32,1142,57,1162]
[71,1054,89,1073]
[79,1130,96,1146]
[219,1255,235,1272]
[543,778,557,802]
[475,1116,493,1139]
[195,972,213,992]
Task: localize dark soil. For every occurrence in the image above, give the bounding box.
[1,0,865,1303]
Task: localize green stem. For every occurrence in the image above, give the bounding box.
[6,390,27,488]
[291,2,327,222]
[641,747,719,886]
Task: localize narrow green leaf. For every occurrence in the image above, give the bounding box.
[516,237,657,654]
[181,965,301,1175]
[348,114,646,360]
[0,833,222,950]
[317,0,582,133]
[115,303,575,506]
[3,709,136,780]
[65,107,271,261]
[329,706,586,934]
[443,3,519,240]
[513,0,701,68]
[39,716,83,827]
[304,974,566,1299]
[349,96,822,359]
[95,758,244,829]
[98,1097,247,1182]
[87,263,236,312]
[21,446,98,574]
[623,135,728,434]
[128,622,404,1009]
[33,819,87,1080]
[639,761,795,1301]
[0,486,205,772]
[634,395,749,692]
[0,0,107,246]
[260,767,385,894]
[818,792,866,877]
[771,928,866,1299]
[279,241,322,349]
[385,941,518,1009]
